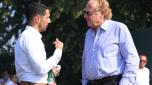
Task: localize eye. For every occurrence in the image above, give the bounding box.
[83,10,93,16]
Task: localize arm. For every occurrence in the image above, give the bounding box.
[146,68,150,85]
[118,24,139,85]
[25,37,63,75]
[82,50,88,85]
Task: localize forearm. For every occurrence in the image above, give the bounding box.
[46,49,62,70]
[31,49,62,75]
[120,54,139,85]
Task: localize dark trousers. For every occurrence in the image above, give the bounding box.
[88,75,122,85]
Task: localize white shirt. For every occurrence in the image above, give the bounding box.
[135,67,150,85]
[15,26,62,84]
[6,79,18,85]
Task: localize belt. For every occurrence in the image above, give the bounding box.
[88,75,122,84]
[20,81,46,85]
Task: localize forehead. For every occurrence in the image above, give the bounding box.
[140,55,147,60]
[44,9,50,16]
[85,0,99,10]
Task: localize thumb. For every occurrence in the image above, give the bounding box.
[56,38,59,41]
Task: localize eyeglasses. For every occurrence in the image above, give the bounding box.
[83,10,94,16]
[83,9,100,16]
[140,60,147,63]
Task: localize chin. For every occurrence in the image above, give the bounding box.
[87,24,96,29]
[88,25,97,29]
[87,24,93,28]
[40,29,46,32]
[43,28,46,31]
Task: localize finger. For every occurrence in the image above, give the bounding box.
[56,38,59,41]
[57,65,61,69]
[53,38,59,44]
[53,40,59,45]
[53,41,56,44]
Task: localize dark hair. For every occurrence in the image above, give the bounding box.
[139,53,147,57]
[25,2,49,22]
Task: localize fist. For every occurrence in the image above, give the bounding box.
[52,65,61,77]
[53,38,64,50]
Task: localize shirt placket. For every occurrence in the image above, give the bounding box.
[91,29,101,78]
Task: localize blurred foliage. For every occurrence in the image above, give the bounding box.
[0,0,152,85]
[109,0,152,31]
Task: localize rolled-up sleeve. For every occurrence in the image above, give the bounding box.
[25,36,62,75]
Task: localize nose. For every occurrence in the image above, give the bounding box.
[48,18,51,23]
[84,13,88,19]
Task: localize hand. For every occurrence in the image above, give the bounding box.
[48,81,56,85]
[53,38,64,50]
[52,65,61,77]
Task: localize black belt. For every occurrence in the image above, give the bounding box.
[88,75,122,85]
[20,81,46,85]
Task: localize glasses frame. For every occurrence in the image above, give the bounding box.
[83,9,100,16]
[140,60,147,63]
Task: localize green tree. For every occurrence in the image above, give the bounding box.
[0,0,152,85]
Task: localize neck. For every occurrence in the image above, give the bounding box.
[28,22,40,32]
[139,67,144,69]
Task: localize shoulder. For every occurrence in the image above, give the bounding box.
[110,20,128,30]
[104,20,131,37]
[144,67,150,72]
[86,28,91,34]
[16,28,36,47]
[111,20,131,36]
[102,20,129,34]
[19,28,37,41]
[86,28,94,36]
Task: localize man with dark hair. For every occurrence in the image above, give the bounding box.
[15,2,63,85]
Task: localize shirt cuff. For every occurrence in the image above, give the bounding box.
[119,77,136,85]
[82,79,88,85]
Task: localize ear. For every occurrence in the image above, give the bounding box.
[34,15,41,23]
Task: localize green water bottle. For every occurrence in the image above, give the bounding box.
[47,71,55,83]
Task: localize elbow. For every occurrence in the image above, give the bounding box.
[37,69,48,75]
[34,65,48,75]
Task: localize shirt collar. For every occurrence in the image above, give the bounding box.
[100,20,110,31]
[25,25,42,38]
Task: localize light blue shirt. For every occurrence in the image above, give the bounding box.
[82,20,139,85]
